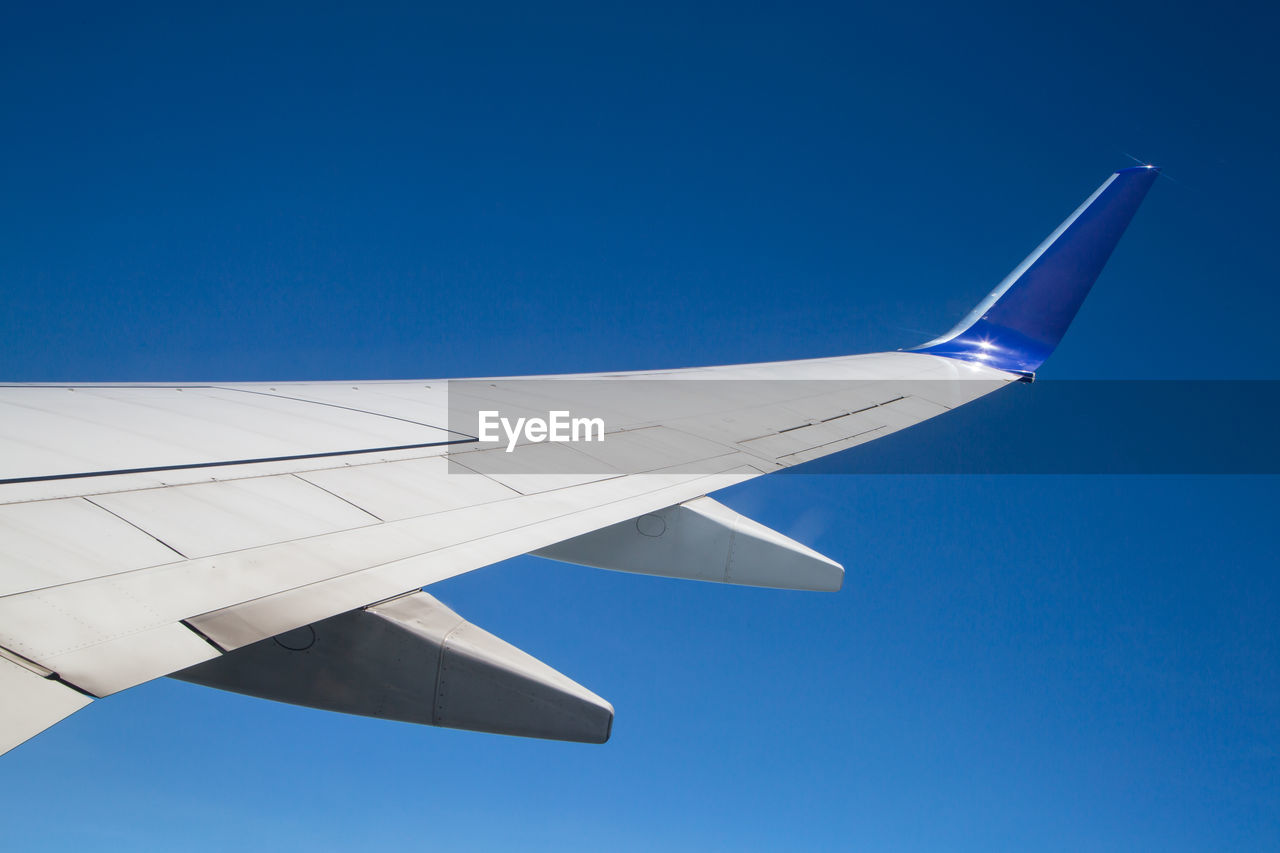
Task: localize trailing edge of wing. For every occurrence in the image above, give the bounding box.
[911,165,1159,374]
[0,654,93,754]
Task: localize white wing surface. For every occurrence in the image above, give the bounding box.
[0,166,1158,751]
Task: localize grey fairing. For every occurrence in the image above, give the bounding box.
[172,592,613,744]
[535,496,843,592]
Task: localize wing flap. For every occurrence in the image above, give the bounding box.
[45,623,219,698]
[0,655,93,754]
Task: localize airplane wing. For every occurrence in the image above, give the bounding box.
[0,166,1158,752]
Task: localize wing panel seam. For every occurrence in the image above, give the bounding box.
[0,437,479,486]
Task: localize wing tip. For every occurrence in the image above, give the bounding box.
[910,164,1158,374]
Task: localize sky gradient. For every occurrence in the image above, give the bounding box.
[1,2,1277,850]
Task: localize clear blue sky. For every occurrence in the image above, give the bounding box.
[1,2,1277,850]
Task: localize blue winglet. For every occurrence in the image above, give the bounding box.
[911,165,1159,375]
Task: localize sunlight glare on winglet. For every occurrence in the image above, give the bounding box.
[911,165,1159,375]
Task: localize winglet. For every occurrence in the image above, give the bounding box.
[911,165,1159,374]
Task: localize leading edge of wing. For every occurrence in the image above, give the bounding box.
[910,165,1159,375]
